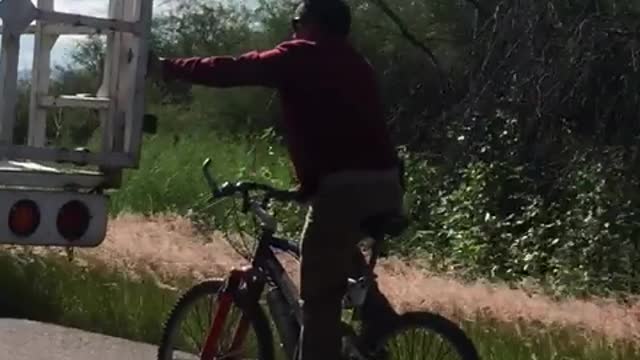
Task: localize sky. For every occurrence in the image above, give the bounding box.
[2,0,176,71]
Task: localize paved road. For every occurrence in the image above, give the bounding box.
[0,318,158,360]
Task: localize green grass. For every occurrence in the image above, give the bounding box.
[0,250,177,345]
[463,317,637,360]
[0,250,636,360]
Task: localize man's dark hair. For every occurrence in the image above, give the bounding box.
[299,0,351,38]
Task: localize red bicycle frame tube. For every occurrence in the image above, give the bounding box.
[199,268,249,360]
[229,267,267,357]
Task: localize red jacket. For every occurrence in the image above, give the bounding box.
[161,38,399,195]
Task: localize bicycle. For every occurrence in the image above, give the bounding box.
[157,158,480,360]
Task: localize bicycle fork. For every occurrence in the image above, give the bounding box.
[200,267,261,360]
[266,287,301,359]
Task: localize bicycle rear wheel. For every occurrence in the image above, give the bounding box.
[365,311,479,360]
[157,279,275,360]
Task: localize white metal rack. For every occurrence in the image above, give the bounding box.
[0,0,153,191]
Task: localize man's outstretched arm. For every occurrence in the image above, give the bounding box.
[158,45,293,89]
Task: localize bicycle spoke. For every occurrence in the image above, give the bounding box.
[411,328,418,360]
[195,296,208,334]
[185,299,209,353]
[438,342,454,360]
[184,325,200,353]
[378,323,467,360]
[419,327,427,359]
[432,336,446,360]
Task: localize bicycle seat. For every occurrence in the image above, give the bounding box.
[361,212,409,238]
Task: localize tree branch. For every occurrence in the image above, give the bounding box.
[464,0,491,18]
[368,0,449,92]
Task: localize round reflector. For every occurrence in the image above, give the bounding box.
[8,200,40,237]
[57,200,91,241]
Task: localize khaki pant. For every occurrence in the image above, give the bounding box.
[298,169,404,360]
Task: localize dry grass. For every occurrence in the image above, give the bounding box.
[34,213,640,345]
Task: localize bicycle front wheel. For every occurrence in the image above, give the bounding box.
[367,311,479,360]
[157,279,275,360]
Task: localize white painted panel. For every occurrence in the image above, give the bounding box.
[99,0,124,154]
[0,33,20,144]
[28,0,57,147]
[0,23,102,35]
[36,9,140,35]
[39,95,111,109]
[0,145,133,167]
[0,159,107,190]
[124,0,152,164]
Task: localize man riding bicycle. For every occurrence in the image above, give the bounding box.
[148,1,405,359]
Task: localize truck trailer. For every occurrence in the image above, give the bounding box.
[0,0,155,247]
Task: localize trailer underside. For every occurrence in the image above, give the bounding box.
[0,160,105,190]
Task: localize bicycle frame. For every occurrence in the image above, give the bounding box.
[196,158,384,360]
[199,223,304,360]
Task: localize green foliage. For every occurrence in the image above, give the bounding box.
[43,0,640,298]
[402,148,640,297]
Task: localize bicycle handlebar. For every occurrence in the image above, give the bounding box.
[202,158,300,205]
[202,158,301,251]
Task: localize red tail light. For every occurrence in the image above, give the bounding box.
[8,200,40,237]
[57,200,91,241]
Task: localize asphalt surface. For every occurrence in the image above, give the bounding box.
[0,318,159,360]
